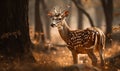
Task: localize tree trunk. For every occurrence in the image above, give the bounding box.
[34,0,45,44]
[41,0,51,41]
[77,0,83,29]
[101,0,113,44]
[0,0,35,62]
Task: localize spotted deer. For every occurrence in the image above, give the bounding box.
[48,8,105,66]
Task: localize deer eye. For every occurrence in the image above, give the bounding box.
[58,18,62,20]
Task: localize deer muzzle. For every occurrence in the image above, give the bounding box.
[51,23,56,27]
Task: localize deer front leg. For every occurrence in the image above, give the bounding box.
[71,51,78,64]
[87,49,97,66]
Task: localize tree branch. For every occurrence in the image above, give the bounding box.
[72,0,94,27]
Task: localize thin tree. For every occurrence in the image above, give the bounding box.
[34,0,45,44]
[41,0,51,41]
[101,0,113,44]
[77,0,83,29]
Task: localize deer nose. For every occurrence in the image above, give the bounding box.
[51,23,56,27]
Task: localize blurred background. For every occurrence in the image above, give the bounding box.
[0,0,120,71]
[29,0,120,45]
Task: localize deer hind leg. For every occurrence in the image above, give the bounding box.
[98,44,105,66]
[71,51,78,64]
[98,34,105,66]
[87,49,97,66]
[98,48,104,66]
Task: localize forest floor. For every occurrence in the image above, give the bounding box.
[1,41,119,71]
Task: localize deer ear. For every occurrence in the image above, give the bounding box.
[47,12,53,17]
[62,11,69,17]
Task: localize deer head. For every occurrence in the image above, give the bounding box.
[48,8,69,27]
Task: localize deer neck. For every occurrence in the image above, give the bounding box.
[57,19,71,42]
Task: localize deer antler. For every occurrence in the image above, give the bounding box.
[54,8,57,14]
